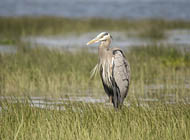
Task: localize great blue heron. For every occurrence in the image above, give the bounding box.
[86,32,130,109]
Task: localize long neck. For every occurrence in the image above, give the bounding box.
[98,39,111,61]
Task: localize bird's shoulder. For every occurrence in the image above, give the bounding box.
[110,47,123,53]
[109,47,126,59]
[110,47,130,80]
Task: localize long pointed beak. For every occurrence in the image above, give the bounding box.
[86,38,99,45]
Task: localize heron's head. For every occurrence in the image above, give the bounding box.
[86,32,112,45]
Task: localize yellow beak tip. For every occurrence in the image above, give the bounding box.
[86,38,98,46]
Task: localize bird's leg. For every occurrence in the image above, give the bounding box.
[109,96,112,103]
[106,96,112,103]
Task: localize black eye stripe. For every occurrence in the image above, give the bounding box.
[104,33,109,36]
[100,33,109,38]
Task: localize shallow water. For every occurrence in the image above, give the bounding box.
[0,82,189,110]
[23,32,148,52]
[22,30,190,52]
[1,0,190,20]
[0,45,17,53]
[164,30,190,47]
[0,96,108,111]
[1,84,189,111]
[1,30,190,54]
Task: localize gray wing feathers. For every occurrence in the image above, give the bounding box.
[113,50,130,99]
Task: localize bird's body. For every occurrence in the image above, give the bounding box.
[87,32,130,109]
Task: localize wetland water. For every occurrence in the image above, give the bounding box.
[1,82,189,111]
[1,0,190,20]
[0,94,188,111]
[22,30,190,52]
[1,30,190,53]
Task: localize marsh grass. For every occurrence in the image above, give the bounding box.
[0,44,190,99]
[1,17,190,42]
[0,100,190,140]
[0,46,100,96]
